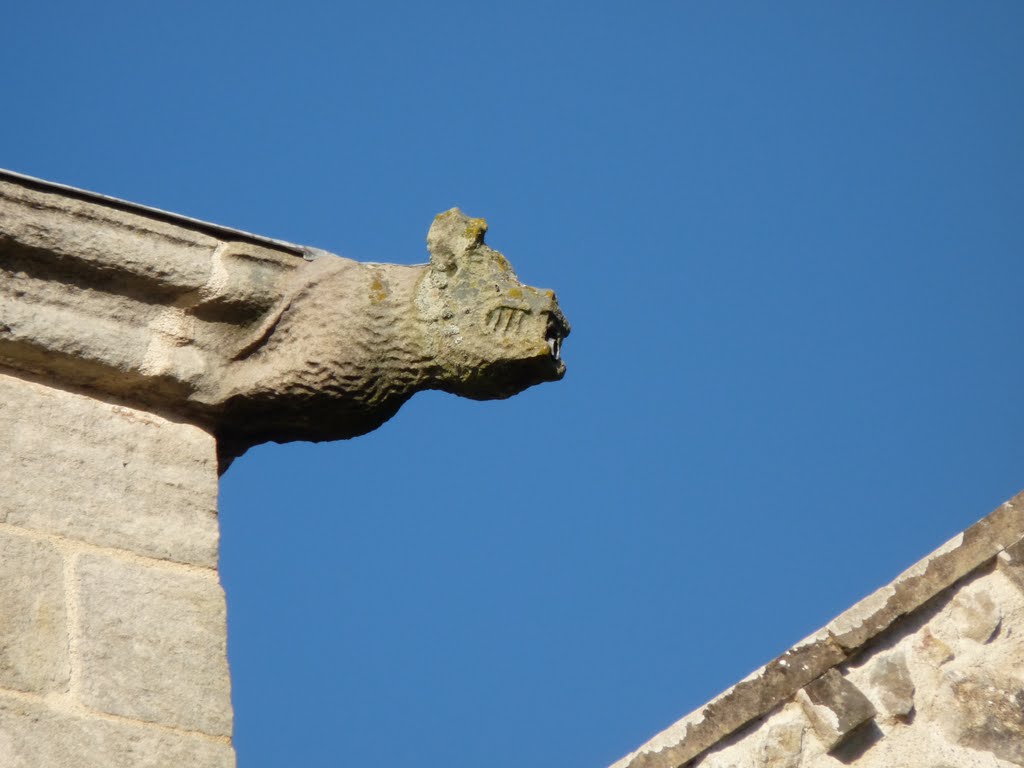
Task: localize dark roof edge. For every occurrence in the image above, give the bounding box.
[611,491,1024,768]
[0,168,307,257]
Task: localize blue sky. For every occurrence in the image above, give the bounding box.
[5,3,1024,766]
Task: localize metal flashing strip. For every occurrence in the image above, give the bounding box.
[0,168,308,257]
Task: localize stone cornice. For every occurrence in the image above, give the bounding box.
[0,170,570,465]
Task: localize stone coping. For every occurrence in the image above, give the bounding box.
[0,167,307,257]
[610,492,1024,768]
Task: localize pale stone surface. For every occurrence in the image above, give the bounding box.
[0,371,220,566]
[0,175,221,292]
[938,666,1024,766]
[0,173,571,462]
[76,553,232,736]
[612,495,1024,768]
[863,652,913,719]
[0,532,69,693]
[913,625,955,667]
[760,718,805,768]
[0,692,234,768]
[932,586,1002,644]
[679,566,1024,768]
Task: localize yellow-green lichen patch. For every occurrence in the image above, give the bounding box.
[463,217,488,243]
[369,275,389,304]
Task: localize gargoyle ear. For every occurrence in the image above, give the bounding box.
[427,208,488,273]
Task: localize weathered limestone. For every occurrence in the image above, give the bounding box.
[0,168,571,766]
[0,372,220,566]
[0,372,233,764]
[76,554,232,736]
[0,169,570,464]
[862,652,913,719]
[611,494,1024,768]
[796,670,876,750]
[938,665,1024,765]
[0,692,235,768]
[0,532,69,694]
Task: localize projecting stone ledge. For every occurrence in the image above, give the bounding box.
[611,492,1024,768]
[0,169,570,465]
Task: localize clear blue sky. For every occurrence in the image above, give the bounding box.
[5,3,1024,766]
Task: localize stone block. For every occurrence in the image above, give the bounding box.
[934,588,1002,645]
[914,626,954,666]
[76,554,232,737]
[865,652,914,719]
[0,532,69,693]
[797,669,876,751]
[760,720,805,768]
[0,372,219,567]
[0,692,234,768]
[938,667,1024,766]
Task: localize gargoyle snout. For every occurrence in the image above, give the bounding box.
[547,301,570,339]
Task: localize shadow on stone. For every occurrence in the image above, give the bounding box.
[830,721,884,764]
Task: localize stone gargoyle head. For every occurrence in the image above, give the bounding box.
[418,208,571,400]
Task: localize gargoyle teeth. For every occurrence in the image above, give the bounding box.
[544,311,568,362]
[545,335,562,360]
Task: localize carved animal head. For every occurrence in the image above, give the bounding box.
[418,209,570,400]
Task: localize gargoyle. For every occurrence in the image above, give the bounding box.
[0,171,569,465]
[215,208,570,457]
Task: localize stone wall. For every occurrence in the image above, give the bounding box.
[612,497,1024,768]
[0,370,235,767]
[695,554,1024,767]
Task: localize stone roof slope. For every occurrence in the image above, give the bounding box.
[610,492,1024,768]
